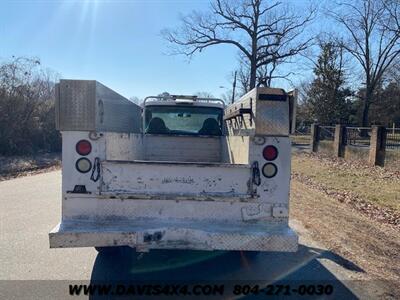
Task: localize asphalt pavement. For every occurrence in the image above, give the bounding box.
[0,170,371,299]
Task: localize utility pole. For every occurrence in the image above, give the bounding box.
[231,71,237,104]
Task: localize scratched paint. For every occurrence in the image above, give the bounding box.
[162,177,195,184]
[52,85,297,252]
[101,161,252,197]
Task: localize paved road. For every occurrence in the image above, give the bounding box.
[0,170,369,299]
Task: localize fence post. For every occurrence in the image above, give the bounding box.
[368,125,387,167]
[333,124,346,158]
[311,123,320,152]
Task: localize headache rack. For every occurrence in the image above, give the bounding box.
[144,95,225,106]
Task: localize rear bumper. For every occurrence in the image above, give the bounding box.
[49,219,298,252]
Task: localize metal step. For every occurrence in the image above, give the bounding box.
[49,219,298,252]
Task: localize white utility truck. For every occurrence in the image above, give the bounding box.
[49,80,298,253]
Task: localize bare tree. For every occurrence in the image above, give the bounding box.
[383,0,400,34]
[387,59,400,84]
[328,0,400,127]
[236,51,296,92]
[129,96,141,105]
[220,89,233,103]
[195,91,216,99]
[0,57,60,154]
[237,58,250,94]
[163,0,315,90]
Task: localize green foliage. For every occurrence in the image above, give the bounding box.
[369,82,400,126]
[0,57,61,155]
[343,82,400,127]
[304,42,352,125]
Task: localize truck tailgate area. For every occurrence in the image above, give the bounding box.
[101,160,253,198]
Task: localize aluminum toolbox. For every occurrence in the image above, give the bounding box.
[224,87,290,136]
[55,80,141,132]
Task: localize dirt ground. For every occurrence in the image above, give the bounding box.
[290,152,400,296]
[0,152,61,181]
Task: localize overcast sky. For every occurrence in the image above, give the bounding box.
[1,0,325,99]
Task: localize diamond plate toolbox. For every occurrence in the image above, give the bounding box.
[55,79,141,133]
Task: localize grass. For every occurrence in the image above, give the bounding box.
[0,152,60,179]
[290,135,311,145]
[292,153,400,213]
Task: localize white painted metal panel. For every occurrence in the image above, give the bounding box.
[103,133,223,163]
[101,161,252,197]
[61,131,105,195]
[144,135,222,162]
[62,196,273,222]
[105,132,145,161]
[249,136,291,204]
[224,136,250,164]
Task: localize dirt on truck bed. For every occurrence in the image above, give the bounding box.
[290,151,400,297]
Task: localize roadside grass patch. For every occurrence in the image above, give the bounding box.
[292,152,400,214]
[0,153,61,180]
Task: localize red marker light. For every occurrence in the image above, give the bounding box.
[263,145,278,161]
[76,140,92,156]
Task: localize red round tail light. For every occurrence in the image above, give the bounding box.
[76,140,92,156]
[263,145,278,161]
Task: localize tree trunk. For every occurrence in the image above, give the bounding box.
[249,10,258,91]
[362,86,373,127]
[362,98,369,127]
[249,60,257,89]
[360,91,371,137]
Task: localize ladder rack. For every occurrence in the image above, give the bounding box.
[224,98,253,127]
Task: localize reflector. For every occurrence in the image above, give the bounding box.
[263,145,278,161]
[262,163,277,178]
[76,140,92,156]
[253,136,266,145]
[75,158,92,173]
